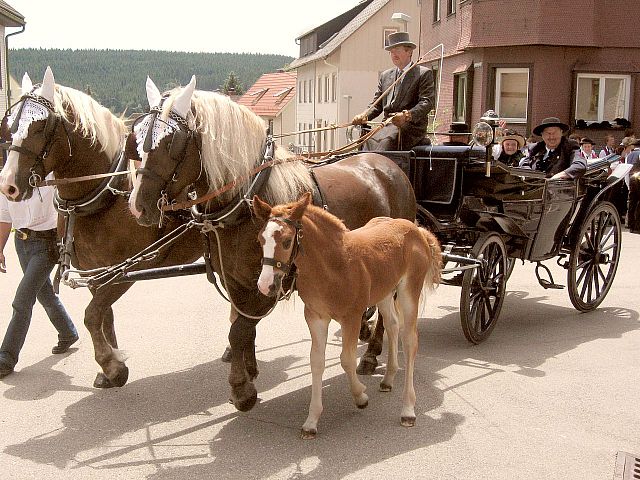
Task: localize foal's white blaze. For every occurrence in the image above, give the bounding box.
[257,220,283,296]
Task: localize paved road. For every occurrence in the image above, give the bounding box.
[1,229,639,480]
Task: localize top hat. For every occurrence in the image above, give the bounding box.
[385,31,417,51]
[501,129,525,149]
[445,122,471,135]
[580,137,595,145]
[533,117,570,136]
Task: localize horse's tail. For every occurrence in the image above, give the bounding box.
[419,226,442,290]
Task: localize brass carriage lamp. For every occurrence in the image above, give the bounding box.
[473,110,500,177]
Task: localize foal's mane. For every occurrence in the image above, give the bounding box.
[162,88,314,205]
[53,85,127,160]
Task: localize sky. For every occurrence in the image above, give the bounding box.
[6,0,362,57]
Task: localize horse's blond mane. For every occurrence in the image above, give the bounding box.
[162,88,314,204]
[53,85,127,160]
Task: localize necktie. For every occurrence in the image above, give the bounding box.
[387,69,399,107]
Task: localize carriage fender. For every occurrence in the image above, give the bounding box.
[583,163,632,215]
[475,212,527,238]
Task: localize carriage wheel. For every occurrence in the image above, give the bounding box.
[568,201,621,312]
[460,233,508,344]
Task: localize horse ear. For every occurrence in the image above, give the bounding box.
[252,195,272,221]
[172,75,196,119]
[125,132,141,162]
[40,66,55,102]
[21,72,33,95]
[146,76,162,109]
[291,192,311,220]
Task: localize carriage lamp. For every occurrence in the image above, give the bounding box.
[474,110,500,177]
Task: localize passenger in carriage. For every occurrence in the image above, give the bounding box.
[495,129,526,166]
[599,134,616,158]
[519,117,585,179]
[578,137,600,163]
[351,31,435,151]
[441,123,471,146]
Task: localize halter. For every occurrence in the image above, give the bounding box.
[261,216,303,274]
[5,91,71,191]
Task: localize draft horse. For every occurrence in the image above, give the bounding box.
[253,193,442,438]
[127,75,417,411]
[0,67,202,387]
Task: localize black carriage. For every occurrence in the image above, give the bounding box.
[381,145,626,344]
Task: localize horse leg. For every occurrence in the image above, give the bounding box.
[228,314,259,412]
[377,295,399,392]
[85,284,131,388]
[339,314,369,410]
[356,310,385,375]
[397,283,419,427]
[301,307,330,439]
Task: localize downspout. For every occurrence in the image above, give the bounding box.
[5,25,26,109]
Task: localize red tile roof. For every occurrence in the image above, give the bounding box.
[237,71,297,117]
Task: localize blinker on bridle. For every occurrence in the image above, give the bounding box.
[261,216,303,274]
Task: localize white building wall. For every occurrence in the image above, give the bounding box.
[0,25,7,115]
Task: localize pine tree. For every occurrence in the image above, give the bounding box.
[222,71,244,96]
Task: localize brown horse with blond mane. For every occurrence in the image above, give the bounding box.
[253,192,442,438]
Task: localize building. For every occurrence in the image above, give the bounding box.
[0,1,24,114]
[288,0,422,152]
[237,71,297,148]
[422,0,640,144]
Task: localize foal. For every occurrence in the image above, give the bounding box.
[253,193,441,438]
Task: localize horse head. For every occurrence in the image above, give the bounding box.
[128,75,202,226]
[0,67,62,201]
[253,193,311,297]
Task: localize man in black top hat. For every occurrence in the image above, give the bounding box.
[441,123,471,146]
[352,31,435,151]
[519,117,585,179]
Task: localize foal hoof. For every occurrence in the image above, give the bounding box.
[356,357,378,376]
[401,416,416,427]
[379,382,392,392]
[93,372,114,389]
[301,428,317,439]
[221,346,232,363]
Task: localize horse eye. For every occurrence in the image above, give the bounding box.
[282,239,292,249]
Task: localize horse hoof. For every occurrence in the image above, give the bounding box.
[379,382,392,392]
[93,372,114,389]
[110,366,129,387]
[221,346,232,363]
[401,416,416,427]
[357,399,369,410]
[356,358,378,376]
[232,383,258,412]
[301,428,317,439]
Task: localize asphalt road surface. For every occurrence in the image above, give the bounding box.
[1,229,639,479]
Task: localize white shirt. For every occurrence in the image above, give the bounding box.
[0,175,58,230]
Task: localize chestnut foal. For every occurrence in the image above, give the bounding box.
[253,193,441,438]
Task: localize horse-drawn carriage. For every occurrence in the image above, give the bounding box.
[381,143,626,343]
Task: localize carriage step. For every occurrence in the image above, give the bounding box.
[535,262,564,290]
[613,451,640,479]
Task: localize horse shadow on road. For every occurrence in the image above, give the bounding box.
[3,289,637,479]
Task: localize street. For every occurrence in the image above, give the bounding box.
[1,230,639,480]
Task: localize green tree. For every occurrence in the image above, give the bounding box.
[222,71,244,96]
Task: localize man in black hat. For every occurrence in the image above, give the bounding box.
[519,117,585,179]
[352,31,434,150]
[441,123,471,146]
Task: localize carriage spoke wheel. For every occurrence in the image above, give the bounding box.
[460,233,508,344]
[568,201,621,312]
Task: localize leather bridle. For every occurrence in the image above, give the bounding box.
[261,216,303,274]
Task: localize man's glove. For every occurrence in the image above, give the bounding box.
[391,110,411,128]
[352,112,369,125]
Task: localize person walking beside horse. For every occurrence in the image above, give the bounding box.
[351,31,435,151]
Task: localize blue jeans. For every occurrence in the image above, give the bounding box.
[0,234,77,368]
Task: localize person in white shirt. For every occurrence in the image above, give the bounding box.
[0,181,78,378]
[579,137,599,163]
[599,134,616,158]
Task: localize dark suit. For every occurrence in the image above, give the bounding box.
[520,137,584,178]
[364,63,435,151]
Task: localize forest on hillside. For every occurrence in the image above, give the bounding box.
[9,49,294,114]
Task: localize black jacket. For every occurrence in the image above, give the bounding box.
[521,137,584,178]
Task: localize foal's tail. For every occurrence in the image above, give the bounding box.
[419,227,442,290]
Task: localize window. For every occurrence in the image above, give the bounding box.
[298,81,303,103]
[453,73,467,122]
[309,79,314,103]
[433,0,441,22]
[318,76,322,103]
[575,74,630,123]
[324,76,330,103]
[495,68,529,122]
[447,0,456,16]
[331,73,337,102]
[383,28,399,48]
